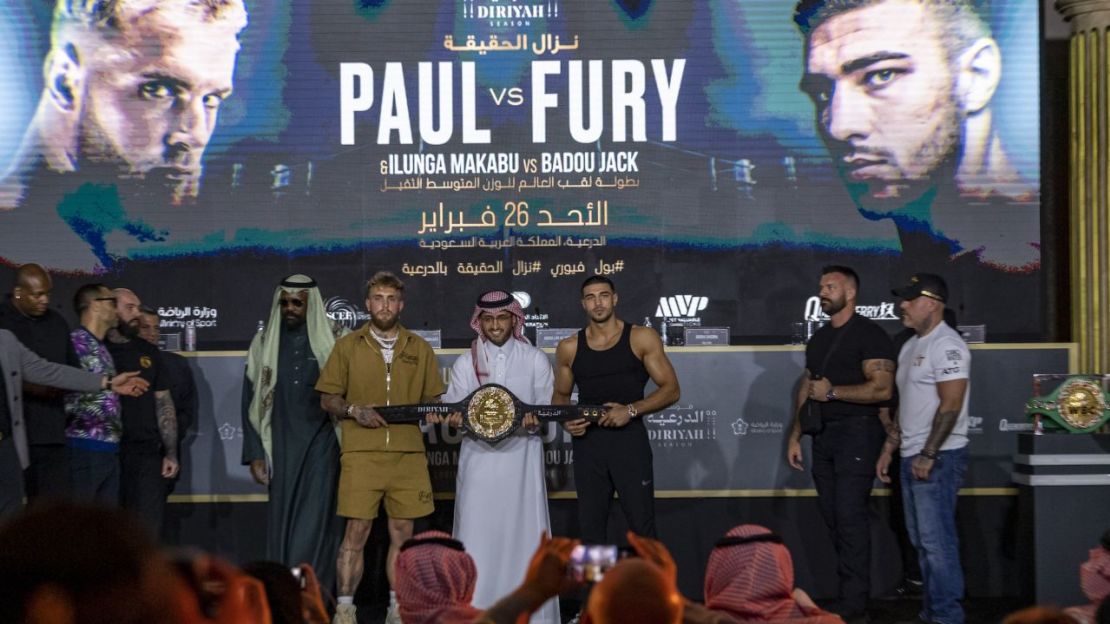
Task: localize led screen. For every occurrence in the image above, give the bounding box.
[0,0,1041,342]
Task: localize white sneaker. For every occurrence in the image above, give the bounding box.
[384,602,402,624]
[333,603,357,624]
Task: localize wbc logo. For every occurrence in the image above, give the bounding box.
[655,295,708,318]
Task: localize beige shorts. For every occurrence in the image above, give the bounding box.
[337,451,434,520]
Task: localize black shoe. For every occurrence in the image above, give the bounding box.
[826,602,870,624]
[878,578,924,600]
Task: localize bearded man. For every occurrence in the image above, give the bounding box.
[786,266,895,623]
[107,287,177,535]
[242,274,347,592]
[316,271,445,624]
[442,290,559,623]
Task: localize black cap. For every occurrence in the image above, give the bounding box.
[892,273,948,303]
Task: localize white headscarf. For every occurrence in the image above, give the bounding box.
[245,274,347,464]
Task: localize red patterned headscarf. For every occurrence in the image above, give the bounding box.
[704,525,842,624]
[395,531,482,624]
[469,290,529,383]
[1068,541,1110,622]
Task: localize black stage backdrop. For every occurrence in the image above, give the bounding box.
[0,1,1042,344]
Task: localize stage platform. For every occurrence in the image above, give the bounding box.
[163,344,1082,601]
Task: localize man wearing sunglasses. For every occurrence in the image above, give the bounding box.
[880,274,971,624]
[64,284,148,502]
[242,274,348,594]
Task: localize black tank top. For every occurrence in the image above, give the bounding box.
[571,321,650,406]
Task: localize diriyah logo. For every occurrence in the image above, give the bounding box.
[656,295,708,318]
[461,0,557,23]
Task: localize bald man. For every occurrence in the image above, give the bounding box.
[0,264,77,499]
[584,558,683,624]
[107,288,177,534]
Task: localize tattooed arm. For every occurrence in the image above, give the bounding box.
[809,358,894,404]
[156,389,180,478]
[912,378,968,480]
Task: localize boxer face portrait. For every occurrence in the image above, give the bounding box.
[799,0,999,212]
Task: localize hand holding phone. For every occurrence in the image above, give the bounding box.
[567,544,634,583]
[290,565,307,589]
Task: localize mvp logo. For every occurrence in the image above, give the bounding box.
[656,295,708,318]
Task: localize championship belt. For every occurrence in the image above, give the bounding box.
[1024,376,1110,433]
[373,383,605,444]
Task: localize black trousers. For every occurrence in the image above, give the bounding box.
[811,415,885,614]
[119,450,168,537]
[25,444,71,501]
[571,421,656,544]
[0,437,25,518]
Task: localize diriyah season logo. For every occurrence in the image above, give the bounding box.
[461,0,558,26]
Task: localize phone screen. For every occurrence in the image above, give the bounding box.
[568,544,631,583]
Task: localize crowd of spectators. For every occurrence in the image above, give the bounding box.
[0,502,1106,624]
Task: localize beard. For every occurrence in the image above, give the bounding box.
[589,307,613,323]
[77,120,202,203]
[835,105,962,214]
[820,296,847,316]
[117,318,141,339]
[283,314,305,330]
[371,314,398,332]
[484,329,511,347]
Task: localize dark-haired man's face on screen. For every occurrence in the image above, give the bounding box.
[77,9,239,201]
[801,0,962,212]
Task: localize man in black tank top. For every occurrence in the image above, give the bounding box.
[553,276,680,544]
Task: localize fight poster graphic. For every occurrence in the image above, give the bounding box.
[0,1,1041,343]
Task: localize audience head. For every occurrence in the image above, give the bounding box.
[1083,531,1110,603]
[394,531,481,624]
[239,561,302,624]
[1002,606,1079,624]
[585,557,682,624]
[705,524,839,622]
[0,502,181,624]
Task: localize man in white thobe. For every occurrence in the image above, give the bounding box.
[443,290,559,624]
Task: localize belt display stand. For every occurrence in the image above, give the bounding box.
[1013,432,1110,604]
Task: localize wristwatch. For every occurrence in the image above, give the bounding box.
[345,404,355,418]
[825,387,838,401]
[627,403,638,419]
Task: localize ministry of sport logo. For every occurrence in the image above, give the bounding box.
[730,417,785,436]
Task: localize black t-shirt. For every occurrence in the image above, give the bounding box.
[805,314,895,419]
[160,351,197,444]
[107,338,169,453]
[0,364,10,434]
